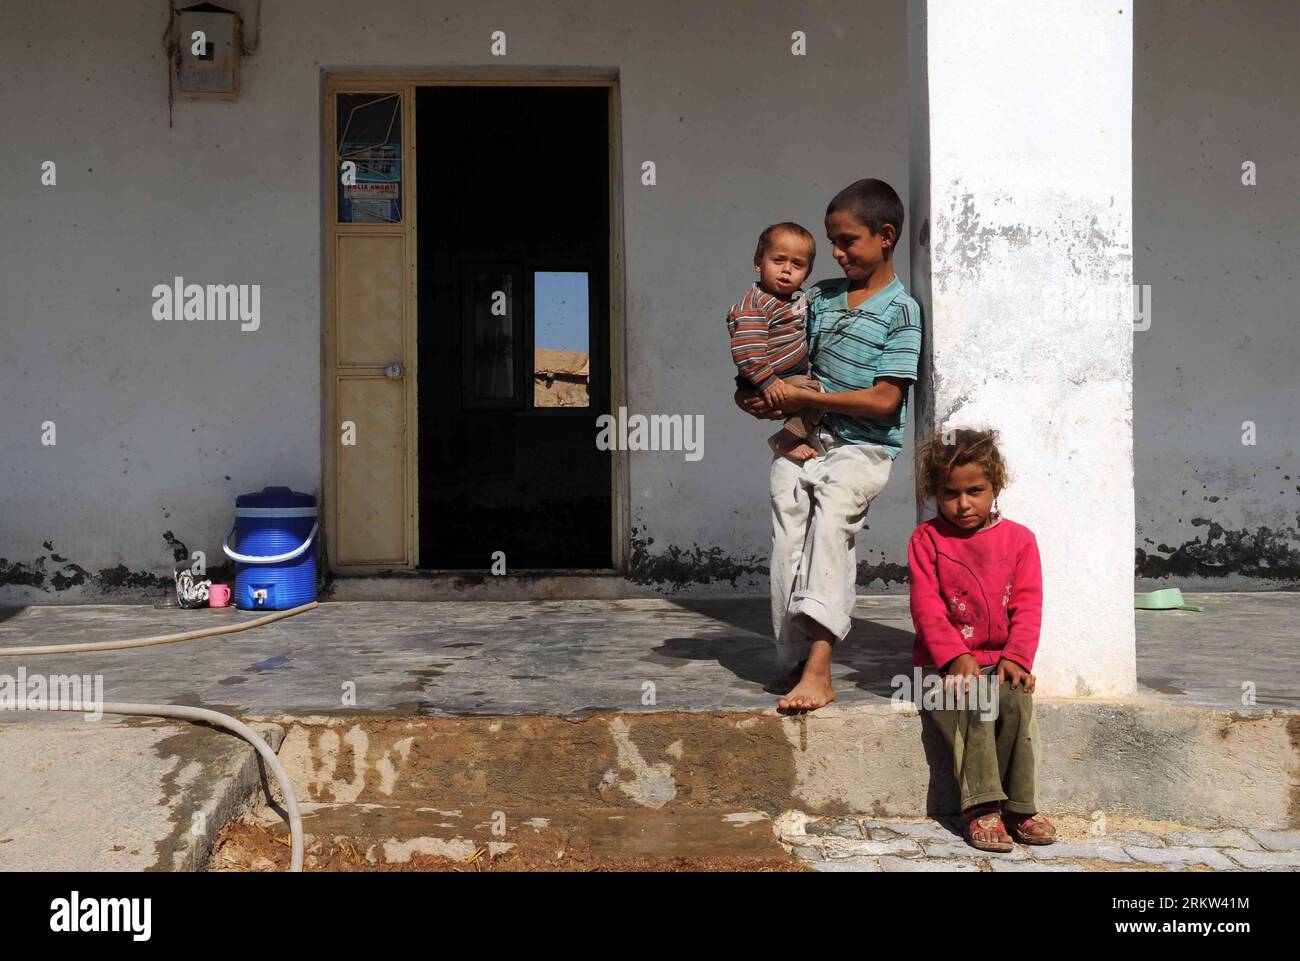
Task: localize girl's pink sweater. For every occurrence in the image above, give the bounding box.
[907,513,1043,671]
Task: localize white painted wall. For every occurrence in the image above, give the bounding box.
[2,0,1292,619]
[0,0,915,600]
[1133,0,1300,590]
[908,0,1137,696]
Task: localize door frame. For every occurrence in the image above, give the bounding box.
[321,70,627,575]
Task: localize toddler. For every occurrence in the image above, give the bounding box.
[726,223,823,460]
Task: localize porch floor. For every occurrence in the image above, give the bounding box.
[1,592,1295,872]
[0,592,1294,716]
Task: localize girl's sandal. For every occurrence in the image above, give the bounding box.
[963,805,1014,853]
[1005,811,1057,845]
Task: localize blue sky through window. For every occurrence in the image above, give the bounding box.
[534,271,589,353]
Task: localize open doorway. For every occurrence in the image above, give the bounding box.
[415,86,613,570]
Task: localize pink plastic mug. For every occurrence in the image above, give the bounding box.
[209,584,231,608]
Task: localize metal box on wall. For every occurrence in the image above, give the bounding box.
[177,3,241,100]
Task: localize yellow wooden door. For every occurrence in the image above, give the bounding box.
[325,86,417,569]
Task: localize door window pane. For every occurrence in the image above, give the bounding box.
[336,92,402,223]
[533,271,590,408]
[470,272,515,400]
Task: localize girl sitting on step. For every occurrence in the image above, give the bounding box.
[907,428,1058,853]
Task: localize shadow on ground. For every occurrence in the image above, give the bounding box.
[661,598,913,698]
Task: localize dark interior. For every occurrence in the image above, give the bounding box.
[416,86,612,569]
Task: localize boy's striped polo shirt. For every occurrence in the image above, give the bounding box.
[806,274,922,458]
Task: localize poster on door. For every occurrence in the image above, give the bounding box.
[338,142,402,223]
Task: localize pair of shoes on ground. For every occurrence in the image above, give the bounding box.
[964,803,1057,852]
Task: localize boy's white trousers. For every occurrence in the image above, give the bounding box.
[769,428,893,666]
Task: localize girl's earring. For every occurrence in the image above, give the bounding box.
[993,496,1001,514]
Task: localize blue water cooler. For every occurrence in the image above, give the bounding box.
[223,486,319,610]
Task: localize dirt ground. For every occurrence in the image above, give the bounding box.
[210,816,807,872]
[210,808,1249,873]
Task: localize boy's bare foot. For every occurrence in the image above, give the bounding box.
[777,668,835,711]
[776,634,836,711]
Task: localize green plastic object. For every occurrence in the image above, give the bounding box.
[1134,588,1203,612]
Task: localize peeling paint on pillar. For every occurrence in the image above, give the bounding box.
[908,0,1137,696]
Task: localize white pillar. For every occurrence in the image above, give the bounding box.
[907,0,1136,696]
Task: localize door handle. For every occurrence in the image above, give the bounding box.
[385,361,404,380]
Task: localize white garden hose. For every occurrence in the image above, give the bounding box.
[0,601,317,871]
[0,601,317,657]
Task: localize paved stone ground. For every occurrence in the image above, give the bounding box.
[0,592,1294,716]
[781,814,1300,872]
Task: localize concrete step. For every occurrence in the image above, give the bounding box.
[0,717,283,871]
[210,703,1300,870]
[245,703,1299,831]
